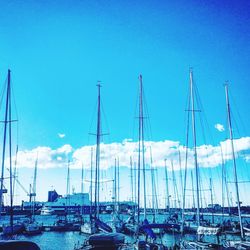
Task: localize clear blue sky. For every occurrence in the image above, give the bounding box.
[0,0,250,206]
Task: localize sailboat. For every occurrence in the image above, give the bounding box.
[81,83,112,235]
[0,70,40,248]
[53,160,76,232]
[130,75,170,249]
[222,83,250,249]
[24,154,42,235]
[75,83,128,250]
[0,70,24,236]
[111,158,124,233]
[180,69,221,249]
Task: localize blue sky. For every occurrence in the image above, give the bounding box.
[0,0,250,207]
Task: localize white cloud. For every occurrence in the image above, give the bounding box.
[215,123,225,132]
[58,133,65,138]
[16,144,73,169]
[13,137,250,171]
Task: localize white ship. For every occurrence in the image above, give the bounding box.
[23,191,90,213]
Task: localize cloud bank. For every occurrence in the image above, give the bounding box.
[13,137,250,170]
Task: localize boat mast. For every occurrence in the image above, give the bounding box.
[114,158,117,214]
[66,160,70,213]
[209,178,214,224]
[81,163,84,193]
[130,156,134,209]
[8,70,14,233]
[12,145,18,205]
[220,146,231,217]
[117,157,120,208]
[90,147,93,217]
[171,160,180,209]
[191,171,195,209]
[31,154,38,221]
[0,70,11,217]
[164,159,170,212]
[149,147,158,221]
[94,82,101,219]
[190,69,201,231]
[134,161,137,214]
[224,83,245,240]
[178,150,184,207]
[138,74,147,221]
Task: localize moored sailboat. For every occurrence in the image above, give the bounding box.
[1,70,24,237]
[180,69,221,248]
[0,70,40,249]
[24,155,42,235]
[222,83,250,249]
[76,83,127,250]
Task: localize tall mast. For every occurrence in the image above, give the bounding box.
[8,70,14,232]
[220,146,231,216]
[181,147,189,234]
[31,153,38,220]
[171,160,180,209]
[0,70,11,217]
[134,161,137,214]
[90,147,93,217]
[220,147,225,221]
[209,178,214,224]
[224,83,244,240]
[150,147,158,220]
[150,148,155,217]
[191,171,195,209]
[32,154,38,199]
[138,74,147,222]
[13,145,18,205]
[190,69,200,230]
[81,163,84,193]
[66,160,70,211]
[130,156,134,206]
[117,157,120,206]
[114,158,117,213]
[164,159,170,212]
[178,150,184,207]
[94,82,101,219]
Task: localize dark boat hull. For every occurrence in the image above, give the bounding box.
[0,240,40,250]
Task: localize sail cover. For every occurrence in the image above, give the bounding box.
[141,219,156,240]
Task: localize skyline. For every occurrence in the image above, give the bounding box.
[0,0,250,207]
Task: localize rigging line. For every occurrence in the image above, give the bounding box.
[225,83,245,240]
[234,149,250,182]
[195,85,222,199]
[194,81,216,145]
[193,75,219,207]
[100,98,111,143]
[87,96,98,146]
[12,145,18,204]
[229,86,248,136]
[141,82,153,142]
[0,77,8,111]
[195,92,216,198]
[132,80,140,145]
[149,147,159,216]
[10,78,19,121]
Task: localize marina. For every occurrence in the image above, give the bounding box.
[0,70,250,249]
[1,1,250,249]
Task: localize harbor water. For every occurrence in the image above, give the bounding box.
[1,213,249,249]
